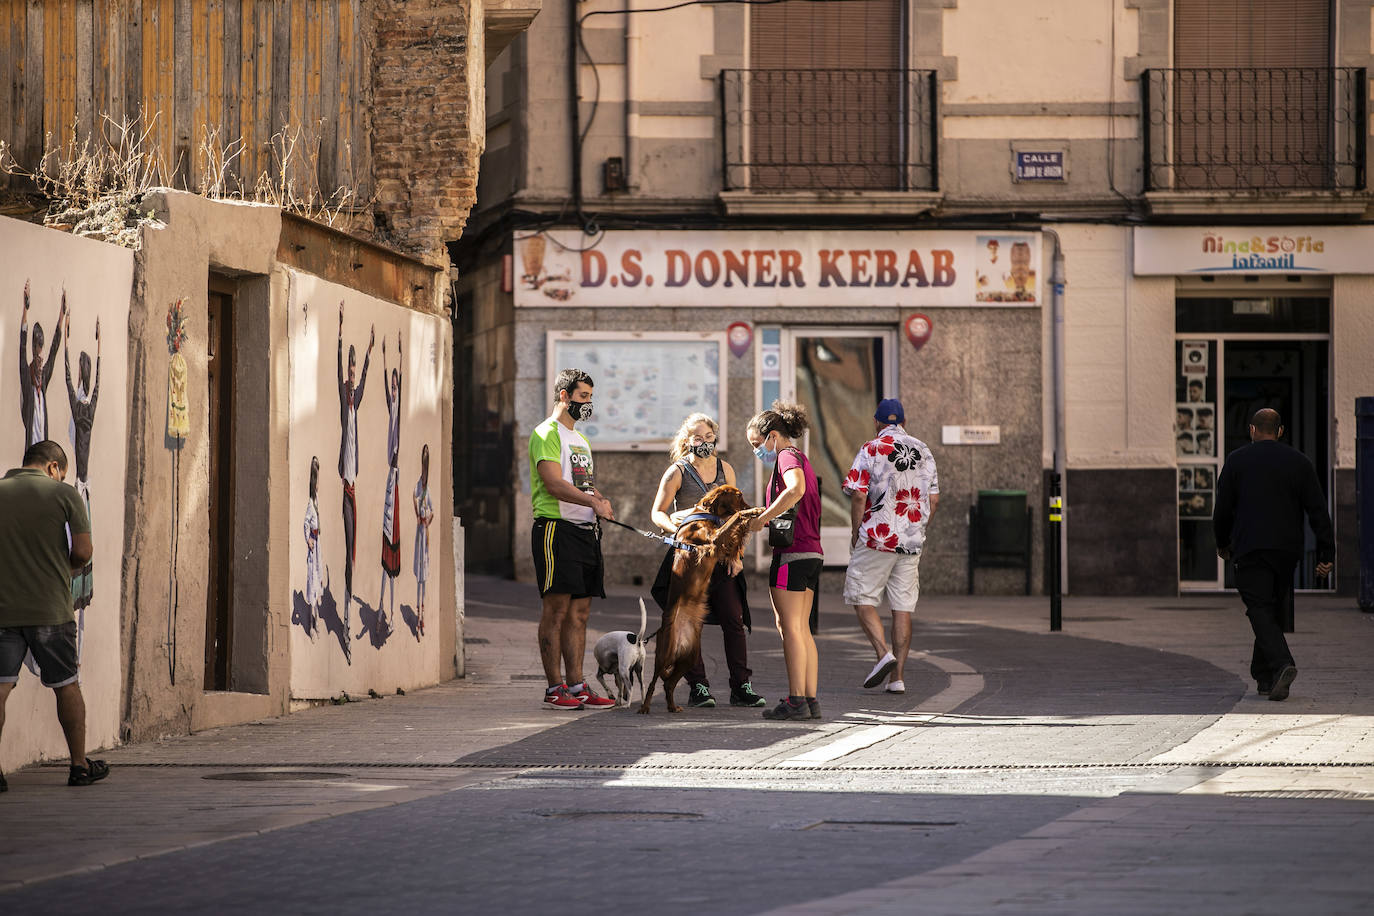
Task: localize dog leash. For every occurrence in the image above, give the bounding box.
[600,517,698,554]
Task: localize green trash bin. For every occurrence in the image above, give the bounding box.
[969,489,1032,595]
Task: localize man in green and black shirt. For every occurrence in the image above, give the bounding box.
[529,369,617,710]
[0,440,108,789]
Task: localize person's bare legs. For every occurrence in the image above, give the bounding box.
[854,604,890,660]
[53,682,87,767]
[0,681,14,757]
[890,610,913,682]
[538,593,572,686]
[560,596,592,687]
[772,588,818,696]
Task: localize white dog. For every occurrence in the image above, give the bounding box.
[593,598,647,706]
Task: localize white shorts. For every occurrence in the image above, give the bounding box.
[843,544,920,610]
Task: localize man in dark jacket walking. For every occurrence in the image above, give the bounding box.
[1214,408,1334,701]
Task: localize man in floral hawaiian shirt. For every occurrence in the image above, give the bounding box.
[842,399,939,695]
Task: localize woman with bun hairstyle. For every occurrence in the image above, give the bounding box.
[746,400,823,720]
[650,413,767,709]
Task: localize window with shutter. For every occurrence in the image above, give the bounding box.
[1172,0,1334,189]
[745,1,905,190]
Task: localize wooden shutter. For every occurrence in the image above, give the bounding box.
[746,1,904,190]
[1172,0,1333,188]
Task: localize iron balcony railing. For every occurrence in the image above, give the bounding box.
[720,69,938,192]
[1142,67,1366,192]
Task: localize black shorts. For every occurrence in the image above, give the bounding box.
[770,554,823,593]
[532,518,605,599]
[0,622,80,688]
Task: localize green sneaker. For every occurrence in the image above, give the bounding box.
[688,684,716,708]
[730,682,767,707]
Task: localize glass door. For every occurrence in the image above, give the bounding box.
[776,328,899,561]
[1174,292,1332,592]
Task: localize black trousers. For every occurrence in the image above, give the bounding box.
[687,564,752,692]
[1233,549,1298,686]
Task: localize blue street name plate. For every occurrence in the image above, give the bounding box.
[1014,151,1065,181]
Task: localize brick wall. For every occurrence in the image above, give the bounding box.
[371,0,485,267]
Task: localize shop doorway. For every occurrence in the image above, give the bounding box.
[764,327,899,560]
[1175,290,1332,591]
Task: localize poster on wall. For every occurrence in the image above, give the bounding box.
[287,271,445,699]
[1175,401,1216,458]
[0,217,132,772]
[546,331,726,449]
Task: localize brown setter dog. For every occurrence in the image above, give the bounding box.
[638,484,763,714]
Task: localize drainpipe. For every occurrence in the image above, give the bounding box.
[625,0,641,191]
[1044,229,1068,621]
[568,0,583,215]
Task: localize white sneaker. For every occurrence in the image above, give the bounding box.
[886,680,905,694]
[864,652,897,688]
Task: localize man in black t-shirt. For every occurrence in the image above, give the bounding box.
[1214,409,1334,701]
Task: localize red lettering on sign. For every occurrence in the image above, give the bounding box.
[664,250,690,287]
[620,250,643,287]
[695,251,721,287]
[819,250,847,287]
[901,251,928,287]
[723,250,749,288]
[755,250,777,287]
[931,249,956,287]
[779,250,804,288]
[849,250,873,287]
[874,250,898,287]
[581,250,607,287]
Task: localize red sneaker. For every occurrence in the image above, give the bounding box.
[543,684,585,710]
[568,682,616,708]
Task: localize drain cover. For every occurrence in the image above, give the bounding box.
[203,771,351,782]
[534,810,703,821]
[802,820,958,831]
[1226,789,1373,800]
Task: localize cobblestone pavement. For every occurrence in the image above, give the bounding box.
[1,575,1371,914]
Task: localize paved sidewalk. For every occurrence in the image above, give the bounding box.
[1,574,1371,912]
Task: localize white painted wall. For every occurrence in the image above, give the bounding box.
[1332,276,1374,470]
[287,271,445,698]
[943,0,1139,105]
[0,218,132,772]
[1051,225,1174,470]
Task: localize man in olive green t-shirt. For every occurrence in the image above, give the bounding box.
[0,440,108,790]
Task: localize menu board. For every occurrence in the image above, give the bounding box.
[546,332,727,450]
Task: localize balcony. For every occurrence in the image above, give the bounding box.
[719,69,938,213]
[1141,67,1367,214]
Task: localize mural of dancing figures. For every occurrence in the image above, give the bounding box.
[337,302,374,648]
[289,271,444,698]
[1,217,132,775]
[413,444,434,638]
[377,332,403,636]
[64,308,102,656]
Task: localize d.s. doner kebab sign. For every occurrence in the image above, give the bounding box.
[514,230,1042,307]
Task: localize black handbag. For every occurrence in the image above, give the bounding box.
[766,450,800,548]
[767,506,797,548]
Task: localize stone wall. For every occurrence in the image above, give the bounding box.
[371,0,486,266]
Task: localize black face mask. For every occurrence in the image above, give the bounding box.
[690,441,716,458]
[567,399,593,421]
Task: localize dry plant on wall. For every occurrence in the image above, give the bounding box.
[1,113,371,246]
[0,113,175,247]
[249,120,371,229]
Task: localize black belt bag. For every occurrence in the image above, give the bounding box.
[767,506,797,549]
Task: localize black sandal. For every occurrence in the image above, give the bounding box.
[68,758,111,786]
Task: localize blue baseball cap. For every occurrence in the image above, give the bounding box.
[875,398,905,425]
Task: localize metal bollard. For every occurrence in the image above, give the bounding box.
[1048,473,1063,631]
[1358,397,1374,612]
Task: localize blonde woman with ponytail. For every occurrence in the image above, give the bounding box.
[649,413,766,709]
